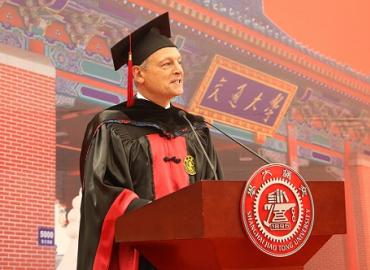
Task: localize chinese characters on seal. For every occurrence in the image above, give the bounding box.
[241,163,314,257]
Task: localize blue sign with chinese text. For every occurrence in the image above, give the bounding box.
[189,55,297,138]
[200,67,288,127]
[38,227,54,246]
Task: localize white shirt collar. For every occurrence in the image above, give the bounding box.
[136,92,171,109]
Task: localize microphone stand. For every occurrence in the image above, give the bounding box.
[204,120,270,165]
[179,111,219,180]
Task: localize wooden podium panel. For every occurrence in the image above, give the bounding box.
[116,181,346,270]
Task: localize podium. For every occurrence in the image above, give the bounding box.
[116,181,346,270]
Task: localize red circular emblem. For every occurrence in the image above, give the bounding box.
[241,163,314,257]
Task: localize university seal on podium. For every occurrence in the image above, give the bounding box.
[241,163,314,257]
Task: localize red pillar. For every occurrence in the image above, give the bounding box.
[343,142,360,270]
[287,123,298,171]
[348,152,370,267]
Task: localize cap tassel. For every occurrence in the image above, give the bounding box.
[127,34,134,107]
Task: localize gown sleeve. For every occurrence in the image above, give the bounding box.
[77,123,150,270]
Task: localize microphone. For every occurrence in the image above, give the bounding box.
[204,120,270,165]
[178,111,219,180]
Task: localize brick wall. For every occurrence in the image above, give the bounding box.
[306,153,370,270]
[0,44,56,269]
[350,154,370,269]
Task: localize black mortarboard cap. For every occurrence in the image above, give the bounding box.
[111,12,176,70]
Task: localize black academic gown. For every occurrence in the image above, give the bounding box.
[77,99,223,270]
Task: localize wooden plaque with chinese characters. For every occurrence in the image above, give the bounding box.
[188,55,297,137]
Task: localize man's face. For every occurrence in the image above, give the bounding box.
[135,47,184,106]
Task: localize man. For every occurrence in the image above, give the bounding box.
[77,12,223,270]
